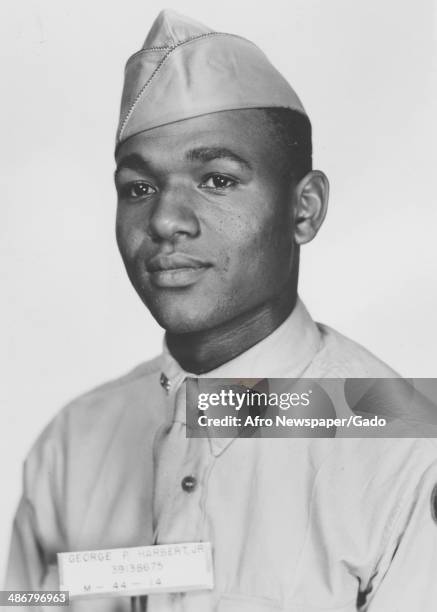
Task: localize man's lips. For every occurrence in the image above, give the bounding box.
[146,253,211,272]
[146,254,212,288]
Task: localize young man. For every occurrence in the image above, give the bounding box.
[6,10,437,611]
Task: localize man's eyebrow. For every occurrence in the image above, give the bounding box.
[114,153,151,177]
[185,147,252,170]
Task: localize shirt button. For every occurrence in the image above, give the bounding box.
[181,475,197,493]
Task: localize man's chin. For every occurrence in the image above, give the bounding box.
[139,287,242,335]
[146,302,215,335]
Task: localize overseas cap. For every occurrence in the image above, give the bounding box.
[116,10,307,148]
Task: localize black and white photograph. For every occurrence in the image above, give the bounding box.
[1,1,437,610]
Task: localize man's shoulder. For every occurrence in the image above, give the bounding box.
[60,355,163,419]
[27,356,164,462]
[66,355,162,407]
[308,322,399,378]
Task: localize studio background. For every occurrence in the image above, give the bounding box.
[1,0,436,581]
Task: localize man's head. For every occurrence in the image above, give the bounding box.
[115,107,327,333]
[114,11,328,335]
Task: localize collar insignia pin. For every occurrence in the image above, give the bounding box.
[160,373,171,393]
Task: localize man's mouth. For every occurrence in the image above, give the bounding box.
[146,254,212,288]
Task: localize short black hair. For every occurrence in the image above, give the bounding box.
[261,107,313,182]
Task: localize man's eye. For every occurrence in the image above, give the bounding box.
[124,182,156,199]
[201,174,237,190]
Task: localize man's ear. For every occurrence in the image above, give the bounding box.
[293,170,329,245]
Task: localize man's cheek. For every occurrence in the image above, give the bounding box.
[117,225,146,260]
[234,231,269,270]
[231,230,288,290]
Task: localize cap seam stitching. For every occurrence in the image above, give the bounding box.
[118,32,254,142]
[125,31,251,64]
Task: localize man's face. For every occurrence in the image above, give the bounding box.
[115,109,298,334]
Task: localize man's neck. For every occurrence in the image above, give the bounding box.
[166,291,297,374]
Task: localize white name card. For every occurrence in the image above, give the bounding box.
[57,542,213,599]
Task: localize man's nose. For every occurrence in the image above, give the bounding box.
[148,187,200,242]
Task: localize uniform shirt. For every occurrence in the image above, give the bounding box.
[6,299,437,611]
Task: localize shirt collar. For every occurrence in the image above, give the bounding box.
[159,297,321,453]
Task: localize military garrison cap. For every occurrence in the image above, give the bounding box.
[116,10,307,148]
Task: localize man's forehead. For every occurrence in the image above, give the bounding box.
[115,109,272,165]
[115,146,252,176]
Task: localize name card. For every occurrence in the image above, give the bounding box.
[57,542,213,599]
